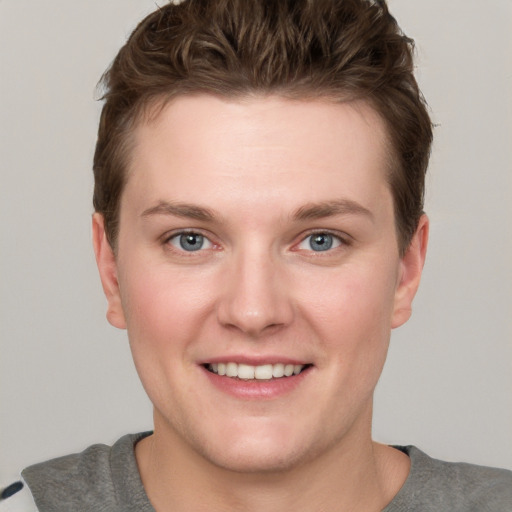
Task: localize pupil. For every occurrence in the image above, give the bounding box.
[180,233,203,251]
[311,234,332,251]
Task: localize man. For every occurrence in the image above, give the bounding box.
[1,0,511,510]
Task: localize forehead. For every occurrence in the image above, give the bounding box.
[124,95,392,219]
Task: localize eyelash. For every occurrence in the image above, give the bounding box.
[162,229,350,255]
[164,230,216,254]
[294,230,350,254]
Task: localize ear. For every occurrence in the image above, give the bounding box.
[92,213,127,329]
[391,214,429,329]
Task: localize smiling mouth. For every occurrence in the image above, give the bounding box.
[205,362,311,380]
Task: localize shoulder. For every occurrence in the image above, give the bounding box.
[14,432,151,512]
[21,442,115,504]
[387,446,512,511]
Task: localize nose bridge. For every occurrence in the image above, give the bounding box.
[217,240,292,336]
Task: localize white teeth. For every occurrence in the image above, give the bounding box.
[284,364,294,377]
[237,364,255,380]
[226,362,238,377]
[272,363,285,378]
[208,362,306,380]
[254,364,273,380]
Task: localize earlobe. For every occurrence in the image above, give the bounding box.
[391,214,429,329]
[92,213,127,330]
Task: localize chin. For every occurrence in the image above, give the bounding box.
[189,420,324,474]
[203,441,306,474]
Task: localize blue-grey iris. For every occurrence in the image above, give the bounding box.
[179,233,204,251]
[310,233,333,251]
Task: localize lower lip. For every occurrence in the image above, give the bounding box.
[201,366,312,399]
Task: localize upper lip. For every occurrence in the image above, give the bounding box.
[200,355,311,366]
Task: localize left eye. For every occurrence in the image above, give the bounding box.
[169,232,213,252]
[297,233,342,252]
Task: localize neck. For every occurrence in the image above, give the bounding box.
[135,409,410,512]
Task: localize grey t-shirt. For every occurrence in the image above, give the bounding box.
[17,433,512,511]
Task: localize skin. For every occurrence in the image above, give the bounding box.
[93,95,428,512]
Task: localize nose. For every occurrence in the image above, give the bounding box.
[216,245,294,338]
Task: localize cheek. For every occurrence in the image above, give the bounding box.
[118,265,216,406]
[294,260,398,394]
[298,261,397,336]
[119,263,217,359]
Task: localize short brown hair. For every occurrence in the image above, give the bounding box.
[93,0,433,255]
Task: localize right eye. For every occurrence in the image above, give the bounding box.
[168,232,213,252]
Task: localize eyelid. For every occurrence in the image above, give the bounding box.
[163,229,218,253]
[160,228,351,254]
[293,229,351,252]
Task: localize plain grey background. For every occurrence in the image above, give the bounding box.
[1,0,511,483]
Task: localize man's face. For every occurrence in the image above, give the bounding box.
[94,95,426,472]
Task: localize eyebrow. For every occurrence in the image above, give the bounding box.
[293,199,374,222]
[141,201,216,222]
[141,198,373,223]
